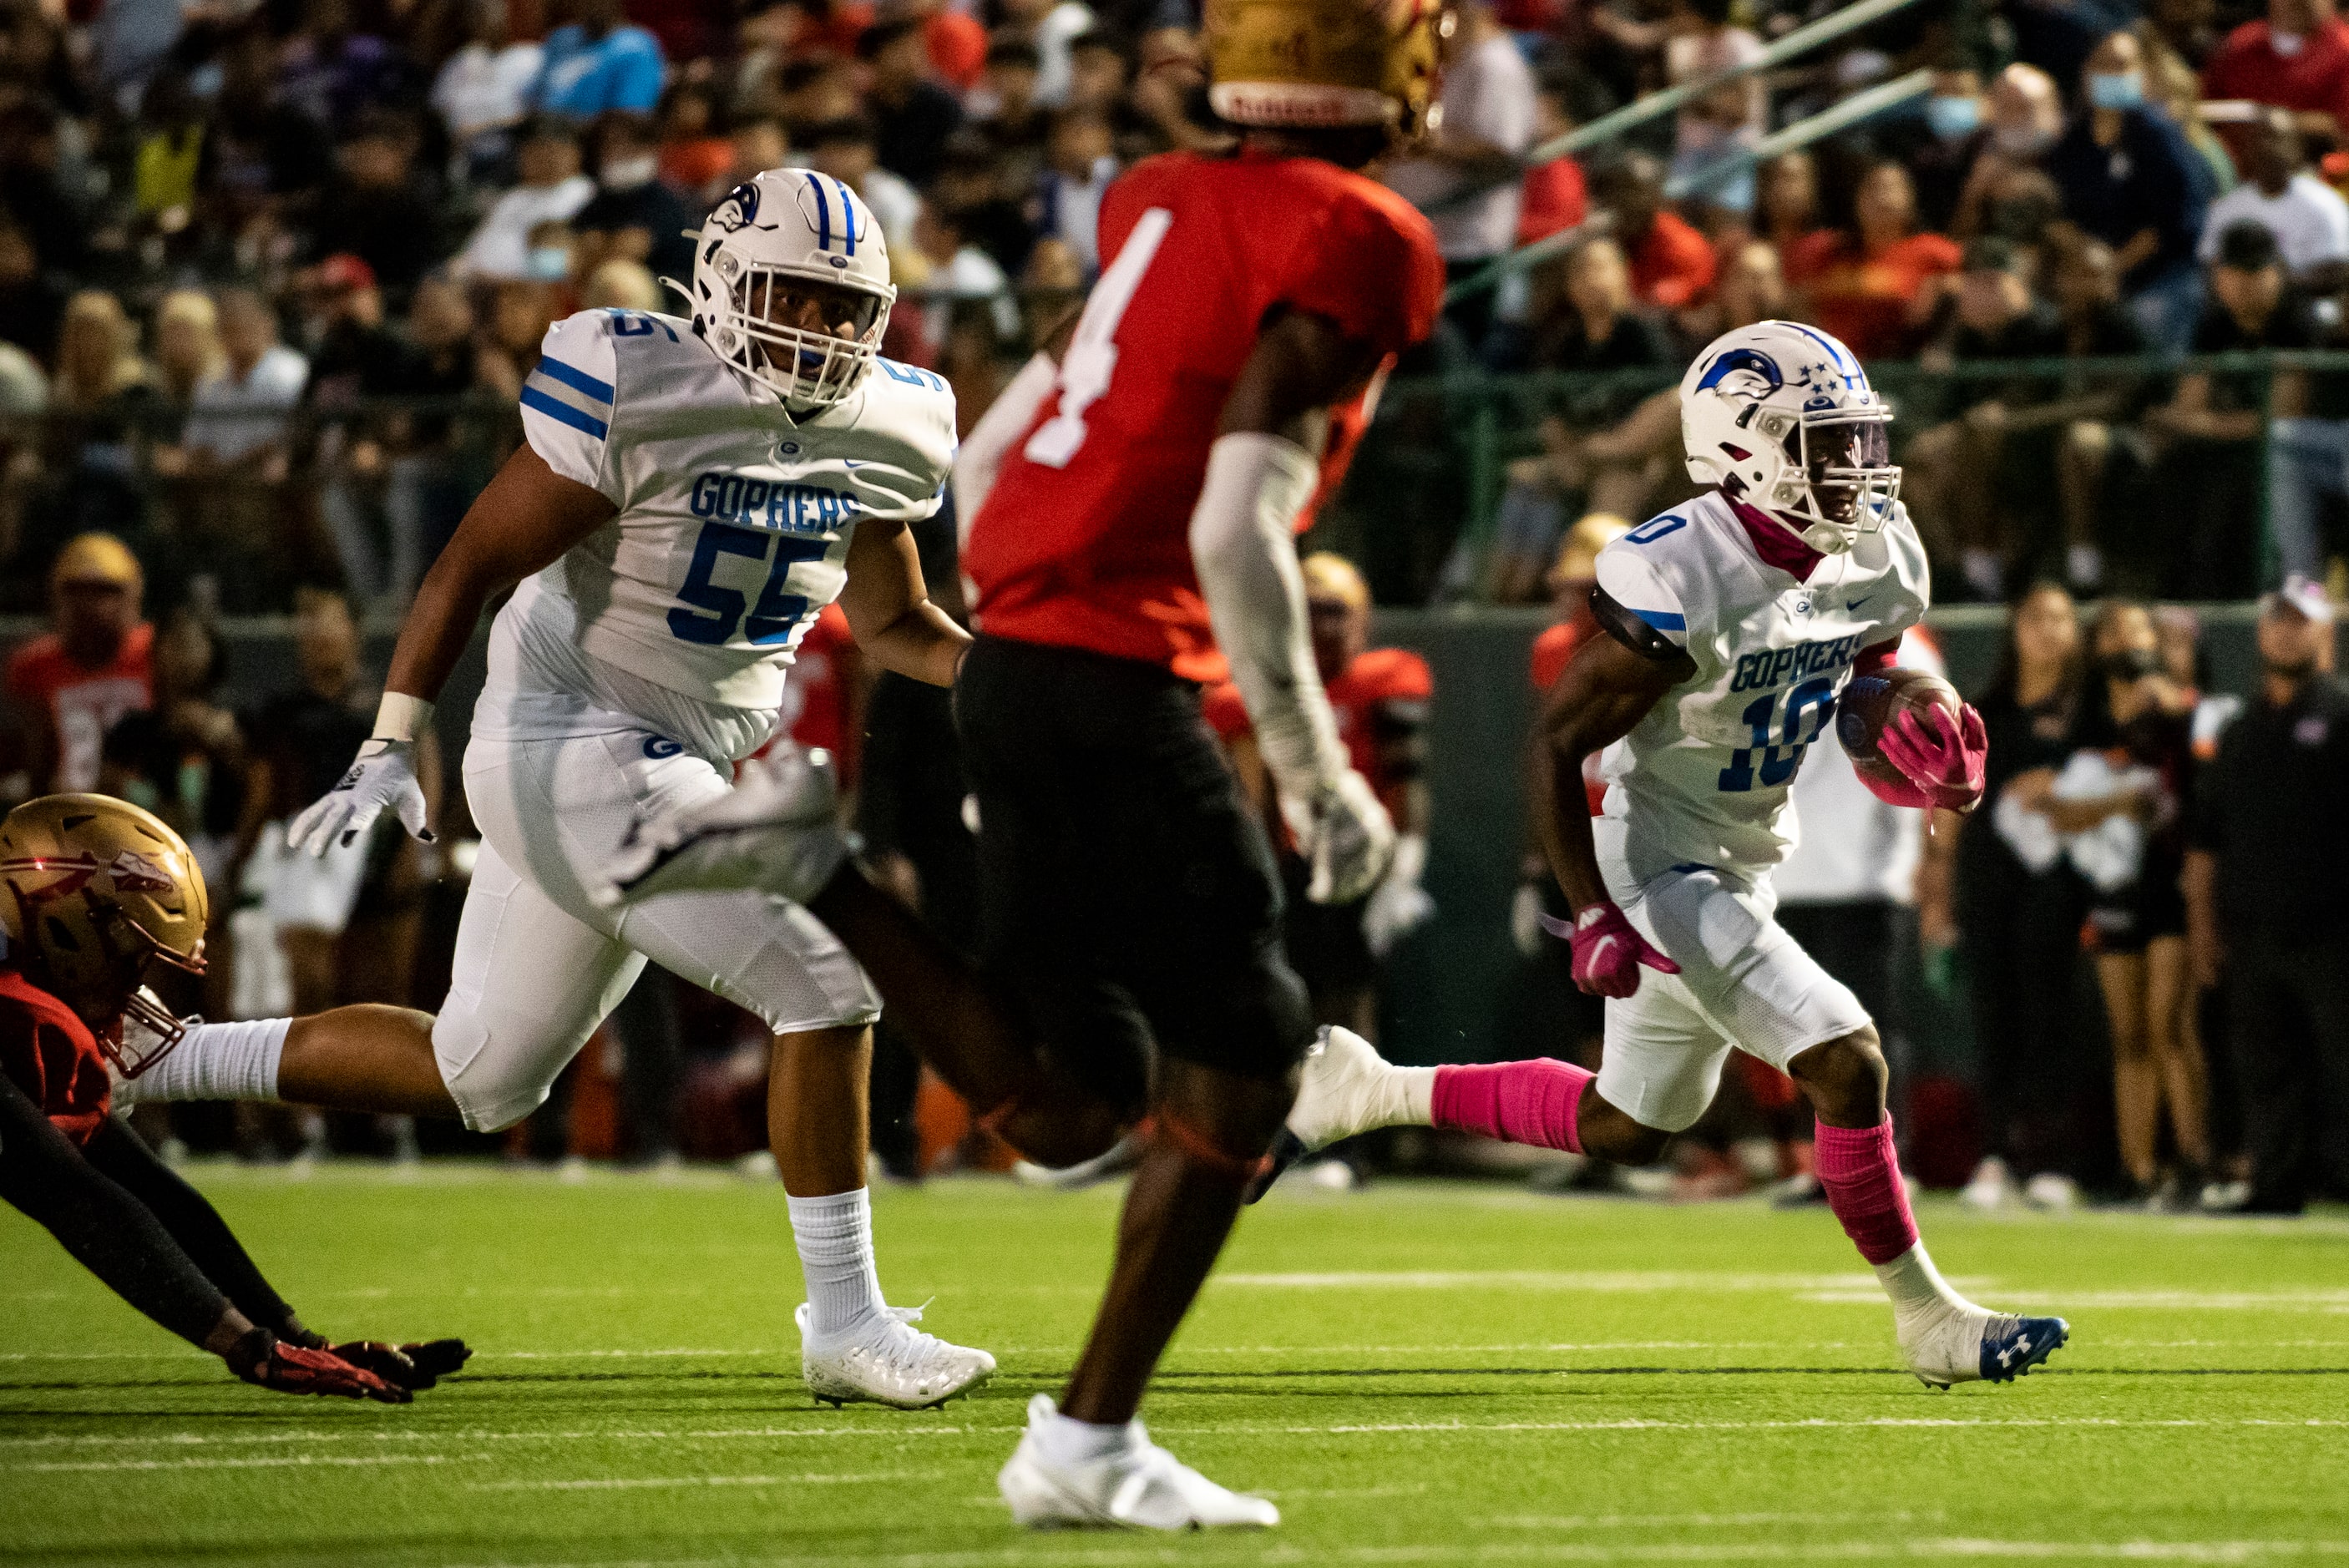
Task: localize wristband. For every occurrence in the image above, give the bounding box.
[372,692,435,745]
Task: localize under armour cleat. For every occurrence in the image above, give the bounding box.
[595,745,848,908]
[796,1302,996,1409]
[1246,1026,1420,1204]
[1901,1300,2070,1389]
[998,1394,1279,1530]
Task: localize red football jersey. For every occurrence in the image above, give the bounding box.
[1202,646,1433,801]
[4,625,154,793]
[0,967,113,1146]
[786,601,858,786]
[966,149,1443,681]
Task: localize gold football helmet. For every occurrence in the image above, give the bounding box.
[1206,0,1449,137]
[0,794,208,1075]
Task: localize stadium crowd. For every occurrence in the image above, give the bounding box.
[2,0,2347,1211]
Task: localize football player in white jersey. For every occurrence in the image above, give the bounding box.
[150,169,999,1409]
[1261,321,2072,1389]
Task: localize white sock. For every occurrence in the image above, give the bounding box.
[1034,1404,1138,1464]
[1393,1065,1436,1126]
[787,1188,884,1340]
[114,1019,289,1105]
[1873,1241,1973,1323]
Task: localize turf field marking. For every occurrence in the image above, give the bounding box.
[468,1473,912,1490]
[1218,1271,1884,1292]
[24,1453,477,1473]
[1481,1512,1942,1530]
[1801,1289,2349,1310]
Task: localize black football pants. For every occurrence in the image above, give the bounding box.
[2225,928,2349,1208]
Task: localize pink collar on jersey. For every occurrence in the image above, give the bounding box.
[1724,492,1825,581]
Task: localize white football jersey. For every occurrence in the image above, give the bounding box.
[479,306,954,761]
[1590,490,1931,880]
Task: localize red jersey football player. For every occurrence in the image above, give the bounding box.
[4,534,154,793]
[598,0,1447,1527]
[1203,554,1433,1037]
[0,794,468,1402]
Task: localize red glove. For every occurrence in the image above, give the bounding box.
[327,1338,473,1391]
[232,1331,412,1404]
[1879,703,1987,812]
[1540,901,1681,999]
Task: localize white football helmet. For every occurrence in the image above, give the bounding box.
[1678,320,1900,554]
[681,169,895,407]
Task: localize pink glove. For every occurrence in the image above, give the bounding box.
[1855,763,1935,809]
[1538,901,1682,999]
[1879,703,1988,812]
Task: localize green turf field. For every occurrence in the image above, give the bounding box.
[3,1166,2346,1566]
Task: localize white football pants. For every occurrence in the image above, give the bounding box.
[432,728,878,1131]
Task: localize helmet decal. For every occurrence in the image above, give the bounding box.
[107,850,175,895]
[707,182,766,235]
[1694,347,1782,399]
[798,174,862,259]
[0,850,103,901]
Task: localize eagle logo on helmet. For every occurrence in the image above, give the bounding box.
[1693,346,1782,402]
[706,183,767,235]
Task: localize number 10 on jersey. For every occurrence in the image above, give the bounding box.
[1719,675,1836,792]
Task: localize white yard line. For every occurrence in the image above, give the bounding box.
[468,1473,911,1490]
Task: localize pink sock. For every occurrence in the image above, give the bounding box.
[1813,1117,1920,1266]
[1430,1060,1592,1155]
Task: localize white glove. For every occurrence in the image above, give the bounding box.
[286,739,433,856]
[1283,768,1395,906]
[1510,879,1547,958]
[1362,833,1433,958]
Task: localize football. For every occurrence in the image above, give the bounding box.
[1836,667,1963,792]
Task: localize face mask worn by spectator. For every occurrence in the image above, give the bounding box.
[1926,94,1981,139]
[2088,70,2144,110]
[677,170,896,408]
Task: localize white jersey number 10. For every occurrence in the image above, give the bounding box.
[1022,207,1174,470]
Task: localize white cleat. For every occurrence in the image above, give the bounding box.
[1013,1131,1147,1191]
[1899,1297,2070,1389]
[594,745,848,908]
[796,1303,996,1409]
[1247,1027,1422,1202]
[998,1394,1279,1530]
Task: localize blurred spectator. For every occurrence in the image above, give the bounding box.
[1593,151,1718,311]
[1911,68,1990,233]
[2199,105,2349,286]
[455,117,595,280]
[580,256,662,311]
[1385,0,1537,347]
[1483,237,1678,598]
[2186,575,2349,1213]
[995,0,1096,111]
[1788,161,1960,360]
[1031,109,1117,274]
[51,290,151,413]
[311,114,445,296]
[1513,73,1587,250]
[0,216,65,362]
[151,290,222,407]
[1679,235,1787,345]
[0,339,43,411]
[913,201,1018,352]
[1908,236,2070,597]
[859,20,964,187]
[2072,599,2210,1206]
[1664,0,1766,216]
[97,604,246,898]
[533,0,666,119]
[2149,220,2331,595]
[2144,28,2240,194]
[131,70,205,235]
[301,255,427,605]
[974,40,1051,194]
[573,112,695,287]
[656,83,734,200]
[432,0,546,185]
[1937,583,2093,1212]
[808,117,920,254]
[1204,554,1434,1041]
[2047,31,2213,353]
[910,0,988,94]
[184,289,309,469]
[275,0,419,137]
[1066,31,1131,119]
[727,115,790,188]
[2049,237,2159,594]
[1751,150,1820,257]
[1019,234,1086,348]
[5,532,152,794]
[1952,63,2064,240]
[0,95,84,273]
[2200,0,2349,149]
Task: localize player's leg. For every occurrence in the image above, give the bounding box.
[0,1076,406,1400]
[2143,933,2212,1177]
[2096,948,2160,1190]
[123,1008,457,1120]
[597,745,995,1409]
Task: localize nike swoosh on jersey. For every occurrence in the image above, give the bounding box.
[1846,596,1872,611]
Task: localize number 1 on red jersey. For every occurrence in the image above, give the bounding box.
[1023,207,1175,469]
